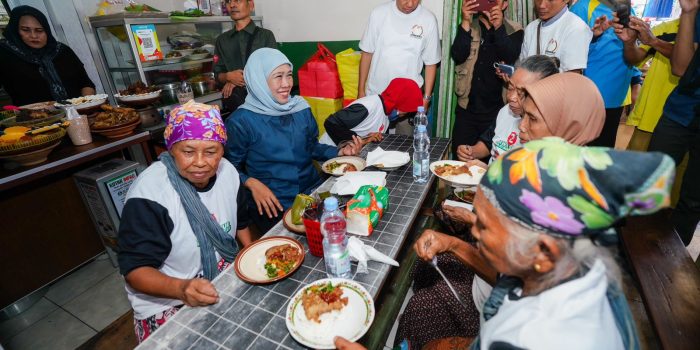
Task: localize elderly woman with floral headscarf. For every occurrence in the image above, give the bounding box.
[225,48,362,233]
[336,137,675,350]
[118,101,253,343]
[0,5,95,105]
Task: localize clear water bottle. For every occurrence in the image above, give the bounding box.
[413,124,430,183]
[321,197,352,279]
[414,106,428,129]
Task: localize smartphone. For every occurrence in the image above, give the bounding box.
[615,2,631,28]
[494,63,515,77]
[474,0,498,12]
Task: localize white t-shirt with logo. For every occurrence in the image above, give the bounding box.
[123,160,239,319]
[490,106,521,164]
[359,1,441,95]
[519,9,592,72]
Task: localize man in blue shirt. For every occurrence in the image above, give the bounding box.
[645,0,700,245]
[570,0,635,147]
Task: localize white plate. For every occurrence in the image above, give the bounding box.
[233,236,304,284]
[115,90,162,102]
[286,278,375,349]
[372,151,410,170]
[322,156,366,176]
[430,160,487,187]
[453,187,476,203]
[163,56,184,64]
[54,94,108,110]
[186,52,210,61]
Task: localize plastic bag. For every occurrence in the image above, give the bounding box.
[345,185,389,236]
[298,43,344,99]
[336,49,361,100]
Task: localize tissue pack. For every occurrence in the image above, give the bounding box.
[345,185,389,236]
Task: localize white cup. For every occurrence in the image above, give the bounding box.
[66,115,92,146]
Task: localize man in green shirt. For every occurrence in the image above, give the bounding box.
[214,0,277,112]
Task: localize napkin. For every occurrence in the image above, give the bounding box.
[366,147,410,168]
[348,236,399,273]
[330,171,386,195]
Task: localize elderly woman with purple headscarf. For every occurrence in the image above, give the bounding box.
[117,101,253,343]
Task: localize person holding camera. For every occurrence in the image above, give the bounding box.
[450,0,523,159]
[644,0,700,247]
[213,0,277,114]
[570,0,637,148]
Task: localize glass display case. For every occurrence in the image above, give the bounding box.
[88,13,262,110]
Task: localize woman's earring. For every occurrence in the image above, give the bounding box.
[534,263,541,272]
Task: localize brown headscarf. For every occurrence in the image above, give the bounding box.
[523,73,605,145]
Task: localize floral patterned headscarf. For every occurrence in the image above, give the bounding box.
[164,100,227,150]
[480,137,675,238]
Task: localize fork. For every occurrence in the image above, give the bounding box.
[424,237,471,309]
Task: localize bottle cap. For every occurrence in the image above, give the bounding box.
[417,106,425,113]
[324,197,338,211]
[416,125,427,132]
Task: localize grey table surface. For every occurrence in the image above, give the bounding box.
[137,134,450,350]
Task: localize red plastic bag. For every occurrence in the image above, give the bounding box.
[298,43,344,99]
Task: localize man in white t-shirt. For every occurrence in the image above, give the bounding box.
[358,0,441,134]
[519,0,592,72]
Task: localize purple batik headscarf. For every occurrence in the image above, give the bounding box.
[163,100,227,150]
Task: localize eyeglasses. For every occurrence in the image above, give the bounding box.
[225,0,246,5]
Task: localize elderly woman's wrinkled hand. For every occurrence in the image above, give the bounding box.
[180,278,219,307]
[334,336,367,350]
[339,135,363,156]
[443,203,476,225]
[415,229,454,261]
[246,178,284,218]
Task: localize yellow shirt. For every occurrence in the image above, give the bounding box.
[627,19,680,132]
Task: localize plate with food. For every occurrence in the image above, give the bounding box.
[322,156,366,176]
[163,51,184,64]
[283,209,306,234]
[0,109,65,128]
[430,160,486,187]
[234,236,305,284]
[19,101,56,111]
[186,49,210,61]
[286,279,375,349]
[55,94,108,112]
[454,187,476,203]
[115,82,162,106]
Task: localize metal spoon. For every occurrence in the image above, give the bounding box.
[424,237,470,309]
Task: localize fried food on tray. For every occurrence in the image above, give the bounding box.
[302,282,348,323]
[0,126,31,144]
[264,244,301,278]
[92,104,138,128]
[327,161,357,175]
[434,164,473,177]
[119,81,159,96]
[16,109,51,122]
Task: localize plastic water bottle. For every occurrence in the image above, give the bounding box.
[321,197,352,279]
[414,106,428,129]
[413,124,430,183]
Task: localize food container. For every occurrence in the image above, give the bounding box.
[202,72,217,92]
[66,114,92,146]
[188,78,208,97]
[159,83,179,105]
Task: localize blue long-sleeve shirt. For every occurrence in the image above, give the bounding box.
[224,107,338,209]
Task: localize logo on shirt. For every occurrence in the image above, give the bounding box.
[507,132,518,146]
[410,25,424,39]
[545,39,558,55]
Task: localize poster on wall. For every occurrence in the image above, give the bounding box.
[131,24,163,61]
